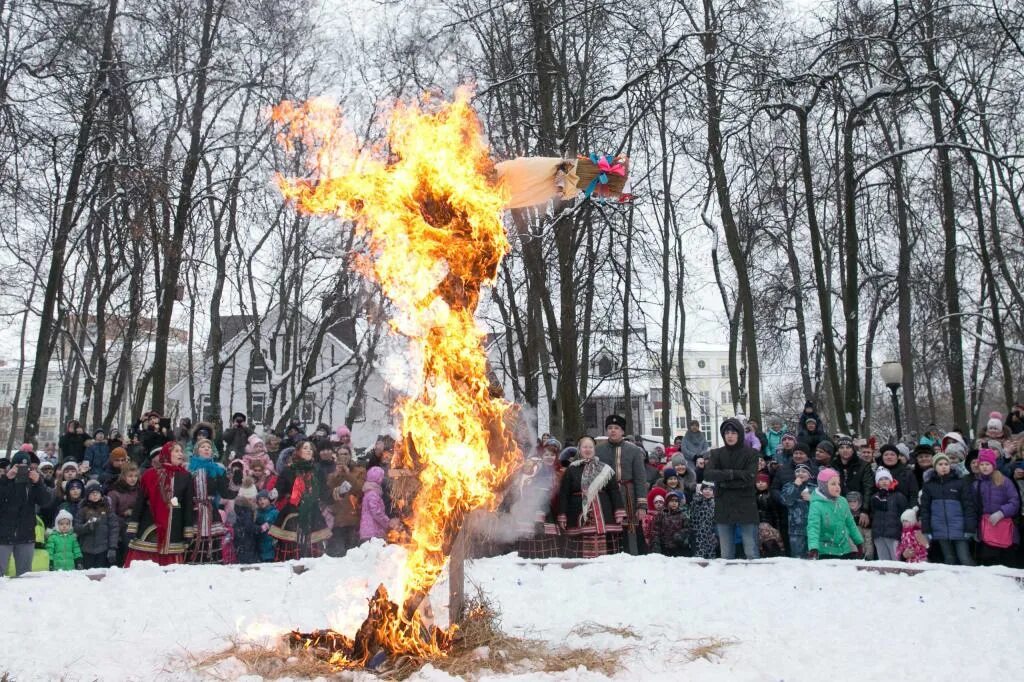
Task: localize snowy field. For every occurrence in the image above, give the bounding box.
[2,542,1022,681]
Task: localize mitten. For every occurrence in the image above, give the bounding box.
[260,523,269,532]
[335,481,352,496]
[807,549,819,560]
[988,511,1004,525]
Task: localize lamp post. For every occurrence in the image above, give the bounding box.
[880,360,904,440]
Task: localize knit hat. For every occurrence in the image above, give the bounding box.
[662,467,678,480]
[932,452,951,467]
[815,441,835,458]
[336,425,351,438]
[914,443,935,457]
[256,490,271,501]
[10,452,30,467]
[666,490,684,504]
[110,447,128,462]
[895,443,911,459]
[65,479,84,495]
[54,509,74,529]
[84,480,103,496]
[794,463,812,477]
[653,494,665,505]
[846,491,863,506]
[756,471,770,484]
[977,449,998,466]
[817,467,839,496]
[670,453,686,468]
[781,431,796,443]
[39,461,55,471]
[543,438,562,452]
[879,443,899,459]
[793,442,811,457]
[61,461,79,472]
[875,467,893,484]
[93,428,105,438]
[987,411,1004,433]
[835,435,854,448]
[900,508,918,525]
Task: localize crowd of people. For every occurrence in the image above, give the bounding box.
[504,402,1024,568]
[1,401,1022,577]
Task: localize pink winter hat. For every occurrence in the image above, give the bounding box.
[987,411,1004,432]
[978,449,998,466]
[336,425,351,438]
[816,467,839,496]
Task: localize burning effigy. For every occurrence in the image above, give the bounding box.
[270,89,526,670]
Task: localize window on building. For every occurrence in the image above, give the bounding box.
[598,356,614,377]
[721,365,729,378]
[653,412,662,428]
[0,383,8,395]
[698,391,712,443]
[249,349,268,385]
[301,393,316,423]
[675,415,685,429]
[584,402,598,429]
[721,391,731,407]
[251,392,266,424]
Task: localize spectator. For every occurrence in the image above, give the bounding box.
[643,491,665,549]
[920,450,976,566]
[831,436,873,527]
[61,479,85,518]
[254,491,279,562]
[876,444,919,507]
[74,481,118,569]
[232,481,260,564]
[896,508,929,563]
[99,447,129,489]
[125,442,195,567]
[222,413,254,461]
[0,452,53,576]
[764,418,785,459]
[1006,404,1024,436]
[681,420,710,467]
[799,417,827,452]
[689,482,718,559]
[59,421,89,464]
[107,463,140,567]
[798,401,821,433]
[913,443,935,490]
[703,417,760,560]
[650,491,689,557]
[83,430,111,479]
[780,463,815,558]
[869,468,909,562]
[137,412,170,461]
[328,460,365,558]
[755,471,784,557]
[359,466,393,544]
[46,510,82,572]
[595,415,648,555]
[974,448,1020,566]
[846,492,872,559]
[270,440,332,559]
[807,468,863,560]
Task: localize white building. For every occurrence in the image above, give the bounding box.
[166,313,394,449]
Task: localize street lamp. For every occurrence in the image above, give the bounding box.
[880,360,903,440]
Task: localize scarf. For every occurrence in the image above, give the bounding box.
[188,456,225,478]
[576,456,614,528]
[156,443,186,505]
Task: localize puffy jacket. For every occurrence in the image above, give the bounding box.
[807,490,863,557]
[74,498,119,554]
[359,467,390,540]
[83,443,111,476]
[868,489,909,540]
[780,480,815,535]
[651,505,689,554]
[46,531,82,570]
[702,420,759,525]
[832,455,874,509]
[0,477,54,545]
[975,475,1021,546]
[920,469,976,541]
[764,429,784,459]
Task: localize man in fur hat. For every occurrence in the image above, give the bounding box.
[595,414,649,554]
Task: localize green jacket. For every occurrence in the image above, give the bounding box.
[807,490,863,556]
[46,530,83,571]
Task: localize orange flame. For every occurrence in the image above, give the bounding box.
[272,89,520,626]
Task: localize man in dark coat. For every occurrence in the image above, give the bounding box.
[0,452,53,576]
[703,417,760,559]
[831,435,873,526]
[221,412,254,461]
[595,414,648,554]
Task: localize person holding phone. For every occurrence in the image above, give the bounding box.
[0,452,54,576]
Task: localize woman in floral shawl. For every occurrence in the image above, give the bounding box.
[186,438,239,563]
[125,442,194,566]
[557,435,625,558]
[269,440,332,559]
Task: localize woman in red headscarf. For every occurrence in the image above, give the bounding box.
[124,442,195,566]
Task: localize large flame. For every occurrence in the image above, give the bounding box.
[272,89,520,653]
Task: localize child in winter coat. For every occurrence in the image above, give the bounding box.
[107,464,140,567]
[846,492,872,559]
[359,466,392,542]
[780,464,815,558]
[46,510,83,571]
[755,472,784,557]
[690,482,718,559]
[896,508,929,563]
[920,452,976,566]
[807,468,864,560]
[254,491,279,562]
[232,481,260,564]
[651,491,689,556]
[869,467,910,562]
[74,481,119,568]
[60,479,84,519]
[643,492,666,549]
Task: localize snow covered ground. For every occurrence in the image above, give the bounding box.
[2,542,1022,681]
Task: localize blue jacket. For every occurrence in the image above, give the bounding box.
[920,469,976,541]
[868,488,909,540]
[780,480,815,536]
[84,443,111,475]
